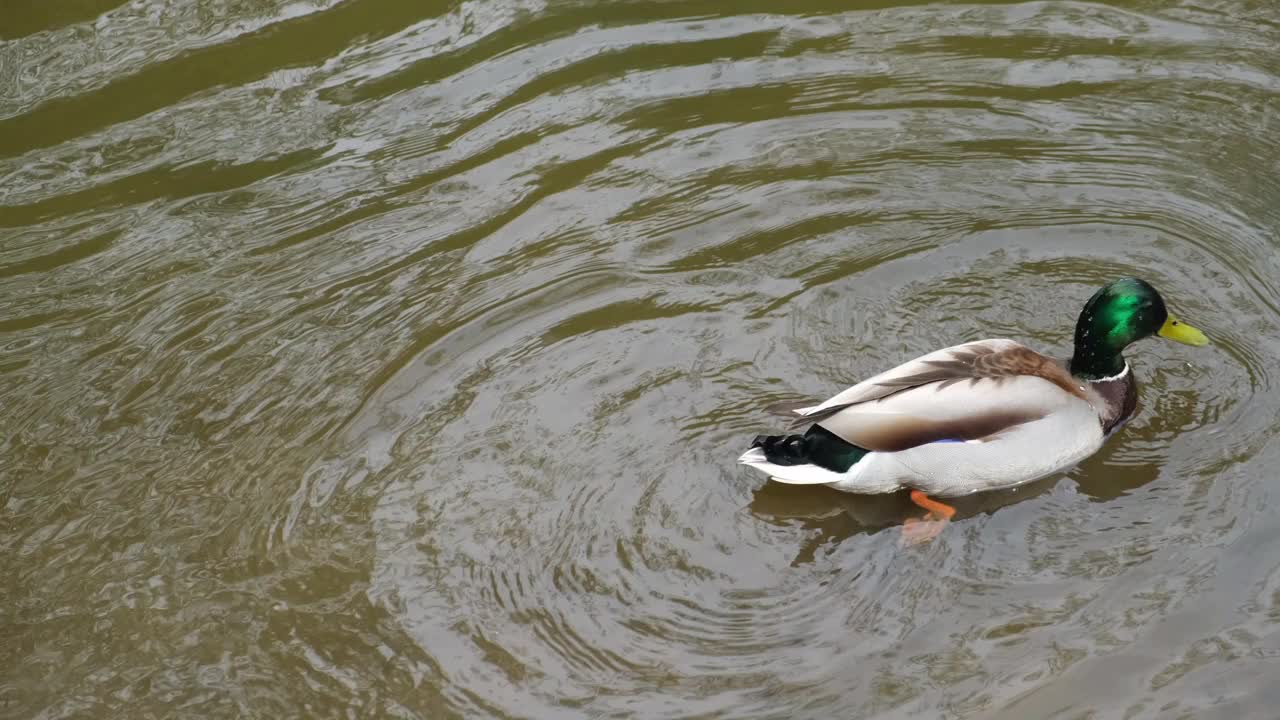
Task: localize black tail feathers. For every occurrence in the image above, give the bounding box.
[751,425,869,472]
[750,434,811,466]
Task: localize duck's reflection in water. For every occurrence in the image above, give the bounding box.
[748,476,1061,564]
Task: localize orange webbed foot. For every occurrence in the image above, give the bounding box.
[900,490,957,546]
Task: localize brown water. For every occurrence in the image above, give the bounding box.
[4,1,1280,717]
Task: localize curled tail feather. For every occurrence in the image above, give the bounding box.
[750,433,811,465]
[750,425,868,473]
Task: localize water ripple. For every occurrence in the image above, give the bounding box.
[4,0,1280,718]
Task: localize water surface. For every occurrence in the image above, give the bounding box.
[4,0,1280,717]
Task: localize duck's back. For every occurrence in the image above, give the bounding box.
[863,376,1104,496]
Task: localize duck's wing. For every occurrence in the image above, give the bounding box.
[782,339,1091,452]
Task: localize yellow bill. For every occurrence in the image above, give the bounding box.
[1158,314,1209,346]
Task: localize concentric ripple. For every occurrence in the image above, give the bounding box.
[3,1,1279,718]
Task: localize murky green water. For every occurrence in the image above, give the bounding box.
[4,1,1279,717]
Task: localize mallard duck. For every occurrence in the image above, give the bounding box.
[739,278,1208,543]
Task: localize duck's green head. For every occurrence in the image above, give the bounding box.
[1069,277,1208,379]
